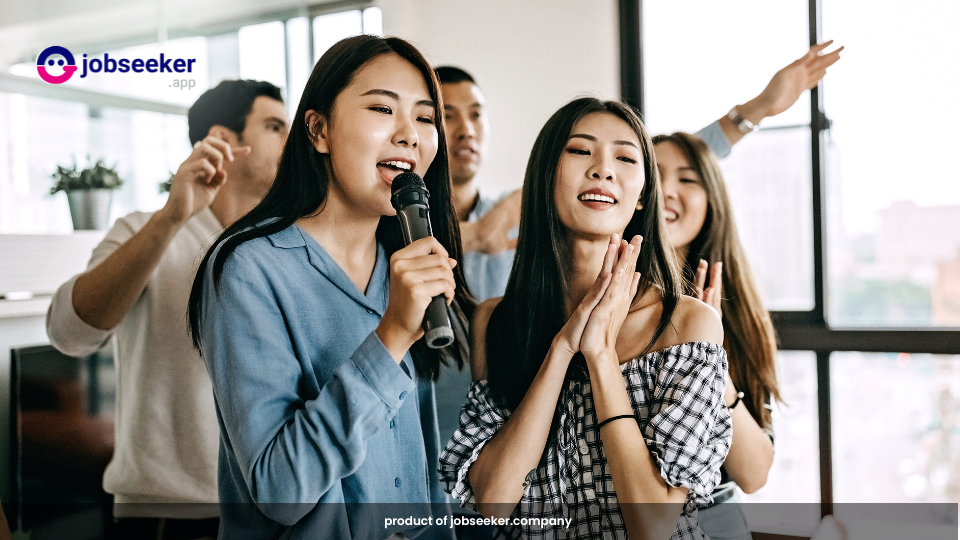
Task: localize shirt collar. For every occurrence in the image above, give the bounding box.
[288,225,388,315]
[266,225,307,249]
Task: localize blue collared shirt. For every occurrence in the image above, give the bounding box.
[199,224,453,540]
[695,120,732,159]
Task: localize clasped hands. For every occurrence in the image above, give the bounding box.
[553,233,642,368]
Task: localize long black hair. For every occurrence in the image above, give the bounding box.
[188,35,474,381]
[485,98,682,413]
[653,132,780,428]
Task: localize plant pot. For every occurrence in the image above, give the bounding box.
[67,189,113,230]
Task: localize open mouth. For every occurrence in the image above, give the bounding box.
[452,148,477,160]
[578,193,617,204]
[377,159,413,183]
[664,209,679,222]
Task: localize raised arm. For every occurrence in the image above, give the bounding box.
[461,243,616,518]
[71,135,248,330]
[692,261,775,493]
[581,237,727,540]
[699,41,843,157]
[459,189,521,255]
[580,237,686,540]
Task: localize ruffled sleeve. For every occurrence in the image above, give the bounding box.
[437,380,509,510]
[629,342,733,509]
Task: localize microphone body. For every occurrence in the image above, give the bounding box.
[390,172,455,349]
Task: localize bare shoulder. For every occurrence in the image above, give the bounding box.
[470,296,503,381]
[669,295,723,346]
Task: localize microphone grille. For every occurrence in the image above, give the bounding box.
[391,171,426,196]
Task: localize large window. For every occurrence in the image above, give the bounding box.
[642,0,813,311]
[636,0,960,519]
[0,93,189,234]
[822,0,960,328]
[742,351,820,504]
[832,352,960,502]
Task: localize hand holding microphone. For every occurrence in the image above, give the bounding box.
[376,172,457,361]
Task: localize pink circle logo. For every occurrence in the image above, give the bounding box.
[37,46,78,84]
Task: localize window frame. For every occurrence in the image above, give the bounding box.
[622,0,960,515]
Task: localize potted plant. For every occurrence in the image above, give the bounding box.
[50,158,124,230]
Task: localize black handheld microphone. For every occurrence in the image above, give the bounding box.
[390,172,455,349]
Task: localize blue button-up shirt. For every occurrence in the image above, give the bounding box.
[199,224,453,540]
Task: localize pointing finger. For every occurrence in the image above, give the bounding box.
[628,235,643,265]
[694,260,708,298]
[195,142,225,171]
[233,145,253,158]
[205,136,236,162]
[711,261,723,298]
[629,272,641,301]
[809,40,834,56]
[601,240,617,276]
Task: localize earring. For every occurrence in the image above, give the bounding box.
[636,200,644,210]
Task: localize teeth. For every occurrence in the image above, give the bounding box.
[579,193,616,204]
[380,160,411,170]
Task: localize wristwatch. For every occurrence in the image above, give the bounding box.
[727,106,758,134]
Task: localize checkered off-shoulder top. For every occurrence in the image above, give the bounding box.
[438,341,733,540]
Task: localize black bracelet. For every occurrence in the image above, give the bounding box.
[727,391,744,411]
[597,414,636,429]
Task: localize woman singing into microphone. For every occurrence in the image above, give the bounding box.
[188,35,472,539]
[440,98,731,539]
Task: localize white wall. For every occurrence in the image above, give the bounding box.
[377,0,620,198]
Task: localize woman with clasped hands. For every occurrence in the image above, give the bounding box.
[440,98,732,540]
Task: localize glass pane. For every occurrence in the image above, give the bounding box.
[742,351,820,503]
[642,1,814,310]
[740,351,820,533]
[362,7,384,36]
[0,92,189,234]
[721,128,814,310]
[313,10,363,62]
[286,17,311,115]
[239,21,287,93]
[824,1,960,327]
[832,352,960,502]
[740,351,820,537]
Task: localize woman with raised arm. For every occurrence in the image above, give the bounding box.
[440,98,731,540]
[654,131,781,540]
[188,35,472,540]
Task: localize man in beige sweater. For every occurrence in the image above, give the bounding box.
[46,79,288,540]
